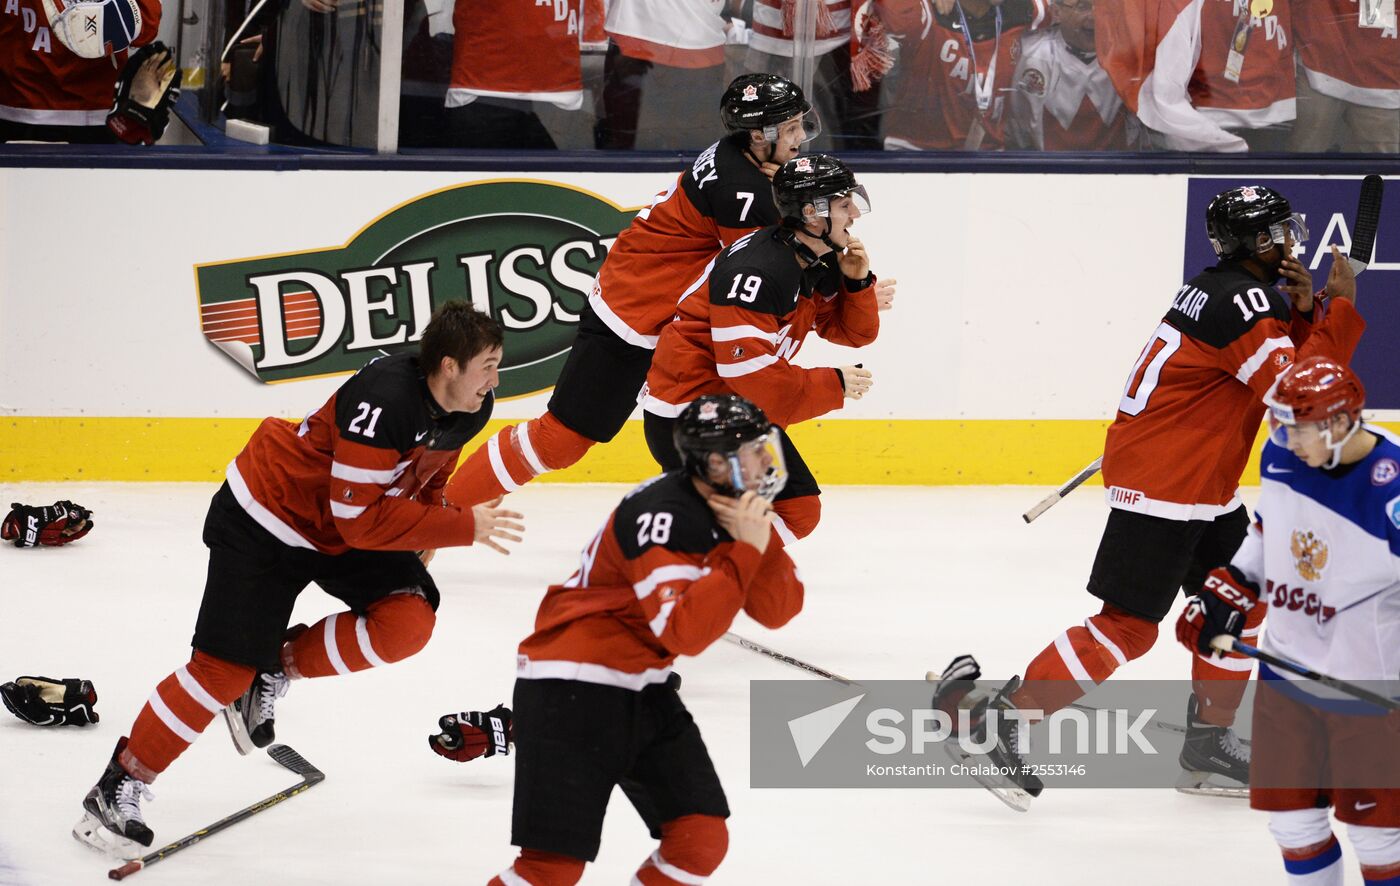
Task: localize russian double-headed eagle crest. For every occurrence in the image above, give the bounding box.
[1290,530,1329,582]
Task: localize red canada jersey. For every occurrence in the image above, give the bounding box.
[1102,264,1364,522]
[0,0,159,124]
[517,471,804,690]
[1294,0,1400,109]
[1007,30,1139,151]
[750,0,853,56]
[641,227,879,428]
[227,354,493,555]
[877,0,1047,150]
[591,134,778,348]
[446,0,583,109]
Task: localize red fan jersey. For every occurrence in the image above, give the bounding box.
[0,0,159,125]
[877,0,1047,150]
[1102,264,1364,522]
[750,0,853,56]
[517,471,804,689]
[1294,0,1399,109]
[1007,29,1140,151]
[1096,0,1295,152]
[446,0,583,109]
[591,134,779,348]
[641,227,880,429]
[227,354,493,555]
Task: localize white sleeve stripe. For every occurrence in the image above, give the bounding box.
[149,688,200,743]
[1235,337,1292,385]
[1052,631,1095,683]
[717,352,780,378]
[633,564,708,599]
[355,616,389,669]
[496,867,535,886]
[330,461,401,485]
[330,501,366,519]
[1084,619,1128,667]
[1195,651,1256,672]
[771,515,797,546]
[175,666,225,715]
[518,422,550,476]
[324,614,352,675]
[488,435,522,492]
[648,600,678,637]
[651,851,709,885]
[711,325,779,344]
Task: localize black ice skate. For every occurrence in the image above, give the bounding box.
[1176,694,1250,799]
[223,671,289,756]
[943,676,1044,812]
[73,738,155,860]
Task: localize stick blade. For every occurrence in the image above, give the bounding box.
[267,744,325,783]
[1348,174,1385,274]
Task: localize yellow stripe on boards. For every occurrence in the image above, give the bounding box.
[5,417,1396,485]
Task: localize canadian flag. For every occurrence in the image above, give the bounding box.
[1095,0,1296,152]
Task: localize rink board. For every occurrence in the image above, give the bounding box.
[1,168,1395,483]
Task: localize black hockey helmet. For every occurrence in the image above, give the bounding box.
[674,395,788,500]
[773,154,871,228]
[1205,185,1308,260]
[720,74,819,145]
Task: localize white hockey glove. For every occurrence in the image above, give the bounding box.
[40,0,142,58]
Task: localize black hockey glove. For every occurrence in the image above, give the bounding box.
[1,677,99,726]
[428,704,512,762]
[930,654,982,728]
[1176,566,1261,657]
[107,41,182,145]
[1,500,93,547]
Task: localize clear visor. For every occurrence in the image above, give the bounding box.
[812,186,873,218]
[764,108,822,146]
[724,429,789,501]
[1258,213,1309,251]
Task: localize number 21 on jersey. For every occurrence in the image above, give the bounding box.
[1119,323,1181,416]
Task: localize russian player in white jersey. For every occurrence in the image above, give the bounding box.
[1177,355,1400,886]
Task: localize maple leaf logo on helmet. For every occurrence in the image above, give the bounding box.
[793,157,814,173]
[698,401,720,421]
[742,85,759,101]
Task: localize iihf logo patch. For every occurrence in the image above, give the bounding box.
[1374,458,1399,486]
[742,85,759,101]
[1389,494,1400,531]
[1019,68,1046,97]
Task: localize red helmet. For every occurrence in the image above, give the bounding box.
[1267,356,1365,427]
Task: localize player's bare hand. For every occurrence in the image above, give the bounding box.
[1277,255,1314,312]
[472,497,524,555]
[1324,244,1357,304]
[707,491,773,554]
[301,0,337,13]
[759,161,782,180]
[838,237,871,281]
[132,48,177,108]
[875,277,897,311]
[840,365,873,400]
[418,548,437,567]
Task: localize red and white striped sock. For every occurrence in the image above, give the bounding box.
[1016,605,1158,715]
[282,592,436,680]
[123,651,256,780]
[445,412,594,506]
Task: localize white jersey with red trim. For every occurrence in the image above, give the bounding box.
[0,0,159,125]
[1102,263,1364,521]
[1007,29,1140,151]
[1294,0,1400,110]
[228,354,493,556]
[748,0,852,56]
[517,471,804,689]
[1230,430,1400,689]
[605,0,727,67]
[446,0,583,110]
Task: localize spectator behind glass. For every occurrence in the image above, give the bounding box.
[444,0,585,149]
[0,0,161,143]
[1289,0,1398,153]
[877,0,1048,151]
[743,0,884,149]
[1097,0,1295,152]
[1008,0,1142,150]
[594,0,733,150]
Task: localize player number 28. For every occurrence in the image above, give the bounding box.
[726,274,762,303]
[1118,323,1182,416]
[636,512,673,546]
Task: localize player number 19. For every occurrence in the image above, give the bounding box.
[727,274,762,303]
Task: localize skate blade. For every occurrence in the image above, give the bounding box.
[1174,769,1248,799]
[943,744,1035,813]
[72,811,145,861]
[222,704,255,756]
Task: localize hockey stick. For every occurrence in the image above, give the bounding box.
[1347,175,1385,276]
[1210,636,1400,712]
[1022,456,1103,524]
[722,632,860,686]
[107,745,324,881]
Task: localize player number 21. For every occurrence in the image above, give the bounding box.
[727,274,762,303]
[637,512,673,546]
[348,401,383,438]
[1119,323,1182,416]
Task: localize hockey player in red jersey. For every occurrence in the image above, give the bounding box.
[1176,358,1400,885]
[1289,0,1399,153]
[485,394,804,886]
[444,74,818,507]
[72,303,525,860]
[640,153,887,543]
[935,185,1366,801]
